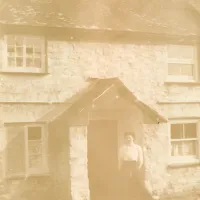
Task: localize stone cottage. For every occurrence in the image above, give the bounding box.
[0,0,200,200]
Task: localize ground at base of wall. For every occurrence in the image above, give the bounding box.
[161,198,197,200]
[0,176,59,200]
[161,194,200,200]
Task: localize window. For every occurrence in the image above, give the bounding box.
[167,45,197,82]
[170,121,200,163]
[3,35,46,73]
[25,125,48,175]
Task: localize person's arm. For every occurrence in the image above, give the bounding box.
[137,146,143,169]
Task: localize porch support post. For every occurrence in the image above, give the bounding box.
[69,126,90,200]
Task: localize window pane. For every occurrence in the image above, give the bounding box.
[7,46,15,53]
[16,47,23,56]
[7,46,16,57]
[168,63,181,75]
[16,57,23,67]
[168,45,194,59]
[35,47,42,54]
[181,64,193,76]
[28,127,42,140]
[8,57,15,67]
[28,142,42,154]
[182,140,197,156]
[35,47,42,58]
[28,155,42,169]
[167,45,180,58]
[171,141,183,156]
[184,123,197,138]
[171,124,183,139]
[26,58,34,67]
[34,58,41,68]
[180,46,194,59]
[26,47,34,55]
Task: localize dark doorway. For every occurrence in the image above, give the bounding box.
[87,120,119,200]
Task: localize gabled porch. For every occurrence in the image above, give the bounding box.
[40,77,167,200]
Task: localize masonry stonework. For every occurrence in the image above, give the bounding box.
[0,40,200,198]
[69,126,90,200]
[144,123,200,198]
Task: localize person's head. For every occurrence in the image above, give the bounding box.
[124,132,135,144]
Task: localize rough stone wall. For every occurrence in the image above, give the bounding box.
[0,40,200,198]
[69,126,90,200]
[164,84,200,102]
[0,104,54,123]
[143,123,170,195]
[143,123,200,199]
[5,176,56,200]
[161,103,200,118]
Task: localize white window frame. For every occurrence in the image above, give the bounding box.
[166,45,198,82]
[168,120,200,165]
[2,35,46,74]
[25,124,49,176]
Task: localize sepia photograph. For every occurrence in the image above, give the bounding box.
[0,0,200,200]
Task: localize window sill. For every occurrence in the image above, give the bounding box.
[5,173,25,180]
[165,81,200,86]
[0,71,50,76]
[25,173,50,179]
[4,173,50,180]
[164,76,200,85]
[168,159,200,168]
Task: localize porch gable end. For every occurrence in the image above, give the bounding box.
[37,78,168,125]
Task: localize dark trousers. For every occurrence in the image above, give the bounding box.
[119,161,153,200]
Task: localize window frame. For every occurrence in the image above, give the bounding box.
[166,44,198,82]
[24,124,49,176]
[2,35,47,74]
[168,120,200,165]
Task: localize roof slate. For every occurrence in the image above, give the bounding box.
[0,0,200,35]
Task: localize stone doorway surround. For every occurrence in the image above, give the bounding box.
[68,108,145,200]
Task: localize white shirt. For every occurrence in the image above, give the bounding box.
[120,143,143,168]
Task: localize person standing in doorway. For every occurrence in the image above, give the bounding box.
[119,132,152,200]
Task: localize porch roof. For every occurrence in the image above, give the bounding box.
[38,78,168,124]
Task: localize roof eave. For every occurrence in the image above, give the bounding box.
[114,78,168,124]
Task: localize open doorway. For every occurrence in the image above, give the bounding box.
[87,120,119,200]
